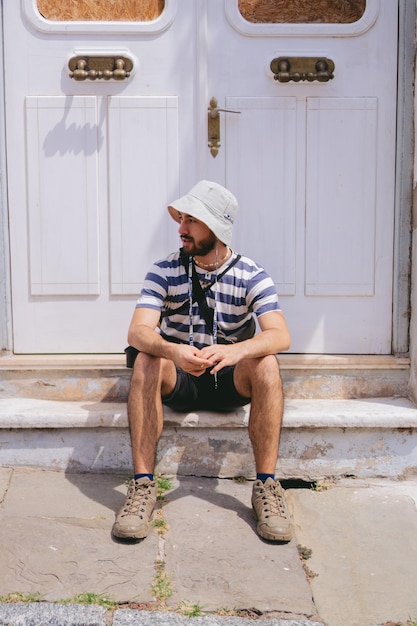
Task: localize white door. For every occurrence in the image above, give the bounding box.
[205,0,398,354]
[4,0,194,353]
[3,0,398,354]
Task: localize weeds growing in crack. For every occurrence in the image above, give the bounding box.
[297,544,318,580]
[297,544,313,561]
[177,601,203,617]
[152,561,173,605]
[381,621,417,626]
[0,592,43,603]
[152,508,169,534]
[216,607,239,616]
[156,475,174,500]
[233,476,247,484]
[59,592,117,609]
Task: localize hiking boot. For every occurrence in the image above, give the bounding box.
[112,477,157,540]
[251,478,292,542]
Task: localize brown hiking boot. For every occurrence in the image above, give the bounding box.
[112,477,157,540]
[251,478,292,542]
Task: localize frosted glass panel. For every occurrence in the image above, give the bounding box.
[37,0,164,21]
[239,0,366,24]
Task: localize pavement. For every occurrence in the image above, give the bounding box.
[0,469,417,626]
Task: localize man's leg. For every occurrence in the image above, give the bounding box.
[234,355,292,542]
[234,354,283,472]
[112,353,177,540]
[128,352,177,474]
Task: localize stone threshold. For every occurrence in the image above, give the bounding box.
[0,353,411,371]
[0,396,416,430]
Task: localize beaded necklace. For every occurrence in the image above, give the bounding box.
[194,246,230,269]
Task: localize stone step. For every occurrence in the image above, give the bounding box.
[0,396,416,481]
[0,354,411,401]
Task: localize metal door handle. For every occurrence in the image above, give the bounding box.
[208,97,241,158]
[209,106,242,119]
[69,55,133,81]
[270,57,335,83]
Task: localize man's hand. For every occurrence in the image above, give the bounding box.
[199,343,243,374]
[198,311,291,375]
[173,344,213,376]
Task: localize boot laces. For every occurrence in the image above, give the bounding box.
[121,480,154,520]
[260,482,288,519]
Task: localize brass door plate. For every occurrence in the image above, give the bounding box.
[69,55,134,81]
[270,57,335,82]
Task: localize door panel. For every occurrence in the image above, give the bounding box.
[305,97,377,297]
[108,96,179,296]
[26,96,100,296]
[4,0,189,352]
[225,97,297,297]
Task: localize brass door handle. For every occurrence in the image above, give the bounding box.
[209,106,242,119]
[208,97,241,158]
[270,57,335,83]
[69,55,133,81]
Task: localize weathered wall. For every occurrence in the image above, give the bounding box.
[410,189,417,403]
[409,2,417,403]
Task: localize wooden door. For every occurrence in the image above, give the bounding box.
[206,0,398,353]
[4,0,191,352]
[3,0,399,354]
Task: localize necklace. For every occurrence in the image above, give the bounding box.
[194,247,231,269]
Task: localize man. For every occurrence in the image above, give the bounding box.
[112,180,292,542]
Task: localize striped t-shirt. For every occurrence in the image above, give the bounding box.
[136,249,281,349]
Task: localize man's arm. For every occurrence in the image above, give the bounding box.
[128,307,174,359]
[127,307,212,375]
[248,309,291,354]
[199,310,290,374]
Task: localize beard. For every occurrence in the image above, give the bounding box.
[181,233,217,257]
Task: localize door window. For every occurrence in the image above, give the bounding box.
[238,0,366,24]
[37,0,165,21]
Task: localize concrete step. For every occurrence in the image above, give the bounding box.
[1,354,414,480]
[0,353,411,401]
[0,396,416,481]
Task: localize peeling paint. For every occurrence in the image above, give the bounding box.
[299,442,334,460]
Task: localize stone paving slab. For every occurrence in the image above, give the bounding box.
[0,469,157,602]
[163,477,314,615]
[288,479,417,626]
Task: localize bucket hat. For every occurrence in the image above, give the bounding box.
[168,180,238,247]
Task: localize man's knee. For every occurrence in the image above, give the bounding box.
[130,353,162,386]
[235,354,281,397]
[241,354,280,378]
[130,352,176,396]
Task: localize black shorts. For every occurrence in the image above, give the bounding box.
[162,366,250,412]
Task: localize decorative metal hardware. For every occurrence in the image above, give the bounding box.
[270,57,335,83]
[208,97,241,158]
[69,55,133,81]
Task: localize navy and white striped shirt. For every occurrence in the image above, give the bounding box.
[136,249,281,349]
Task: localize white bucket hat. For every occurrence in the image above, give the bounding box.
[168,180,238,247]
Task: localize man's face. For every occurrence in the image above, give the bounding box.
[178,213,217,256]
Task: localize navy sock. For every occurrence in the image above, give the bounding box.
[257,473,275,483]
[134,473,154,481]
